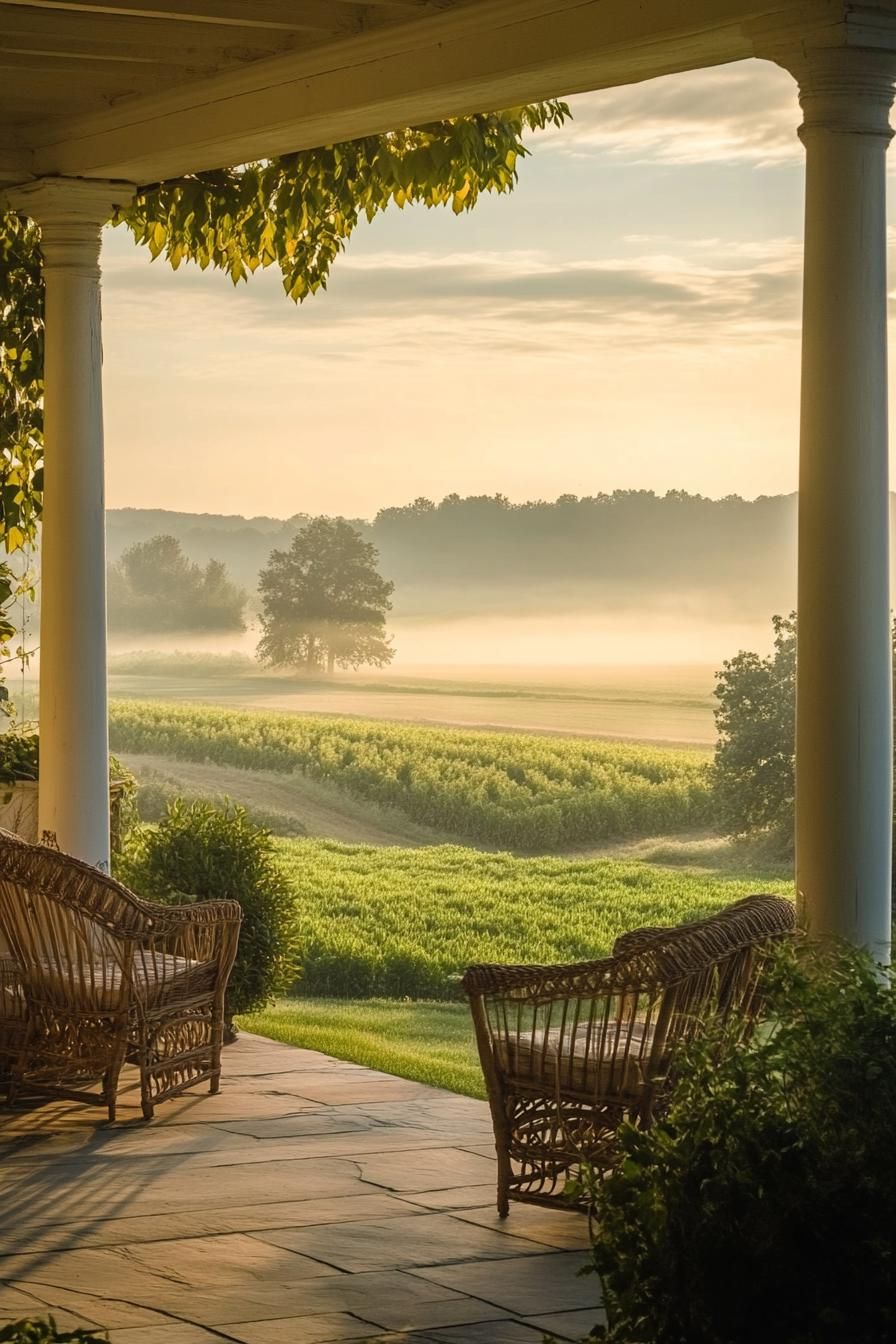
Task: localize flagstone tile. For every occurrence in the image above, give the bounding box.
[0,1123,253,1164]
[211,1113,380,1140]
[0,1236,341,1298]
[394,1188,497,1213]
[0,1286,52,1315]
[353,1150,497,1194]
[409,1252,597,1316]
[11,1286,176,1329]
[450,1205,591,1251]
[356,1295,514,1333]
[260,1075,438,1107]
[106,1327,225,1344]
[256,1211,554,1274]
[143,1270,470,1325]
[222,1312,400,1344]
[416,1324,548,1343]
[0,1194,418,1254]
[3,1155,369,1221]
[193,1129,478,1163]
[122,1231,346,1286]
[522,1307,607,1339]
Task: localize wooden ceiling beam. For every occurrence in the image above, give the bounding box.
[22,0,781,185]
[0,0,432,32]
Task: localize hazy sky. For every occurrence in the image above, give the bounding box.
[100,59,858,520]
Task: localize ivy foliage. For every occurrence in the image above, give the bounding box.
[0,211,43,552]
[118,105,569,301]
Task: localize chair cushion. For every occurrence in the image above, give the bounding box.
[497,1020,656,1098]
[31,950,200,1010]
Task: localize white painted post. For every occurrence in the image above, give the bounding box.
[776,49,896,956]
[6,179,133,870]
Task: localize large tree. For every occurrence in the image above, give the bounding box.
[109,534,247,634]
[258,517,394,675]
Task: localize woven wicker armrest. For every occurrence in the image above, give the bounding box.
[135,898,242,969]
[139,898,243,929]
[462,954,625,1000]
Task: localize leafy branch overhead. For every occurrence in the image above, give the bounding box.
[119,104,569,301]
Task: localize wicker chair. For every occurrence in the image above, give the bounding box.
[463,894,795,1214]
[0,827,241,1121]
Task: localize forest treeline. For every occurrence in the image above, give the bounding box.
[106,491,806,619]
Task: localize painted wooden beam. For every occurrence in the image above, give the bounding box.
[21,0,788,183]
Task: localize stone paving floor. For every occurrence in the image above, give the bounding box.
[0,1033,602,1344]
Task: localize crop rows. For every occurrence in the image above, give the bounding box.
[109,699,713,849]
[275,839,791,999]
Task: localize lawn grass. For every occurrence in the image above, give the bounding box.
[275,838,793,999]
[238,997,485,1098]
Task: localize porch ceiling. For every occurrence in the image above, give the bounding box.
[0,0,884,190]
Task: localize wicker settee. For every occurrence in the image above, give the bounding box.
[463,893,795,1213]
[0,827,241,1121]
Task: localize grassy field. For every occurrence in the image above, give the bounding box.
[239,998,483,1098]
[275,838,792,999]
[107,662,718,745]
[110,700,713,850]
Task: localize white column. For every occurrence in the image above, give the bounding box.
[7,178,133,870]
[780,49,896,955]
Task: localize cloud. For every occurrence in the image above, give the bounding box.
[546,61,799,165]
[283,243,805,343]
[102,233,806,377]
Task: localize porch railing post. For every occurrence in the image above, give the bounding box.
[6,178,134,870]
[770,44,896,956]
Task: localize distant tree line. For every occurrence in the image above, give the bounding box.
[104,490,812,619]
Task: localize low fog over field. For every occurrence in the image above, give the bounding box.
[22,491,812,743]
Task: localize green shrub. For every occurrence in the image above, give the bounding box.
[591,943,896,1344]
[0,1321,107,1344]
[123,801,301,1033]
[0,728,39,783]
